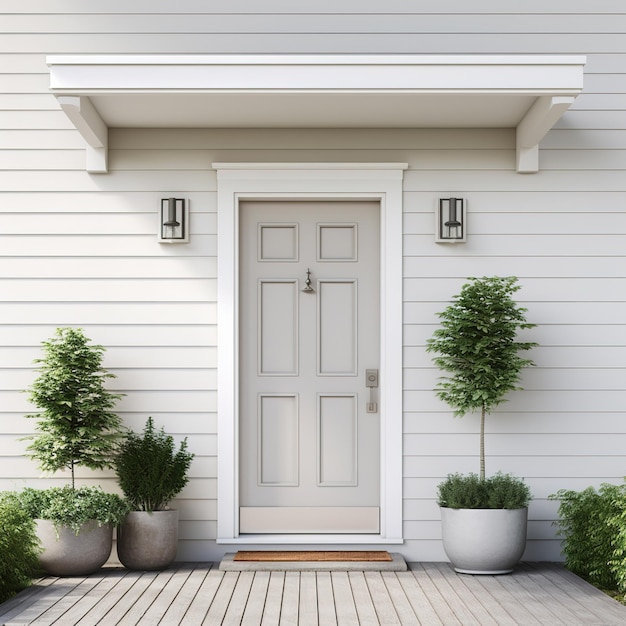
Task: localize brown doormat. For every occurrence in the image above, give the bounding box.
[233,550,392,562]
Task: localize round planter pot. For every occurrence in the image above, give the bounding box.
[440,507,528,575]
[36,519,113,576]
[117,510,179,571]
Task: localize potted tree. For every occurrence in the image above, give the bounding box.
[114,417,194,570]
[21,327,128,576]
[426,276,536,574]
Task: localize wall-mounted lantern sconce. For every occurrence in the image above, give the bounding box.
[436,197,466,243]
[159,198,189,243]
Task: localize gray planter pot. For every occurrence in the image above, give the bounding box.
[117,510,179,571]
[36,519,113,576]
[440,507,528,575]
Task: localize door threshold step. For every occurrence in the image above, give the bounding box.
[219,552,407,572]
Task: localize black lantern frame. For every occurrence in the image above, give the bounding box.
[159,198,189,242]
[437,197,466,243]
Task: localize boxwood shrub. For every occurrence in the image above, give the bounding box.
[551,482,626,592]
[0,494,41,603]
[438,472,532,509]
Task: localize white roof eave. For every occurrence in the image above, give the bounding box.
[46,54,586,174]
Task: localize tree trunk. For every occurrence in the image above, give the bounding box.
[480,406,486,480]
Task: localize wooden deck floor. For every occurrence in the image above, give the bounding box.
[2,562,626,625]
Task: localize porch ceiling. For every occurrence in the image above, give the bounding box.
[46,54,586,174]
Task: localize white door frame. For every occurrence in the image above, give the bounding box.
[215,163,406,545]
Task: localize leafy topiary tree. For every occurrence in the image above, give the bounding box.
[24,327,125,489]
[426,276,537,479]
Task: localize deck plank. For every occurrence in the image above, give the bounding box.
[297,571,318,625]
[2,563,626,626]
[409,564,463,625]
[395,569,443,625]
[431,562,502,626]
[222,571,255,626]
[27,576,102,626]
[380,571,421,625]
[530,562,626,624]
[331,571,360,625]
[497,567,566,625]
[201,571,239,625]
[316,572,338,625]
[260,571,285,626]
[74,570,157,626]
[346,572,378,625]
[278,571,300,626]
[241,571,270,626]
[511,563,583,624]
[134,565,197,625]
[439,566,517,626]
[419,563,484,625]
[32,572,126,626]
[157,564,212,625]
[0,577,58,625]
[364,571,401,624]
[183,568,226,624]
[104,569,174,625]
[4,577,87,626]
[470,570,546,626]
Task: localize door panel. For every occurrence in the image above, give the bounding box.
[239,507,379,534]
[239,200,380,533]
[258,394,299,486]
[259,280,298,375]
[318,393,357,485]
[318,279,357,375]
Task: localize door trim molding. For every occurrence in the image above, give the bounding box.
[215,162,407,544]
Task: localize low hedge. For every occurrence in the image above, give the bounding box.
[0,494,41,603]
[438,472,532,509]
[550,482,626,592]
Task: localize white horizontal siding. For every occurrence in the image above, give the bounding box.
[1,2,625,564]
[3,0,623,14]
[3,34,626,55]
[8,13,626,34]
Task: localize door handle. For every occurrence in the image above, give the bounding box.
[366,369,378,413]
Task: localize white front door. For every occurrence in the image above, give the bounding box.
[238,200,380,534]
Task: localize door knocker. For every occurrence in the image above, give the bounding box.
[302,268,315,293]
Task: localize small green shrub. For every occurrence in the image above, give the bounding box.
[551,483,626,592]
[115,417,194,512]
[438,472,531,509]
[11,486,129,535]
[0,495,41,603]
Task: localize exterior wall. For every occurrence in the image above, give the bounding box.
[1,1,625,562]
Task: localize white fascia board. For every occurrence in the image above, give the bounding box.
[48,54,586,93]
[46,55,586,174]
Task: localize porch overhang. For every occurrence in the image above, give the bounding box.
[46,54,585,174]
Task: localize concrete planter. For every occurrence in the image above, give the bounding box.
[36,519,113,576]
[440,507,528,575]
[117,510,179,571]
